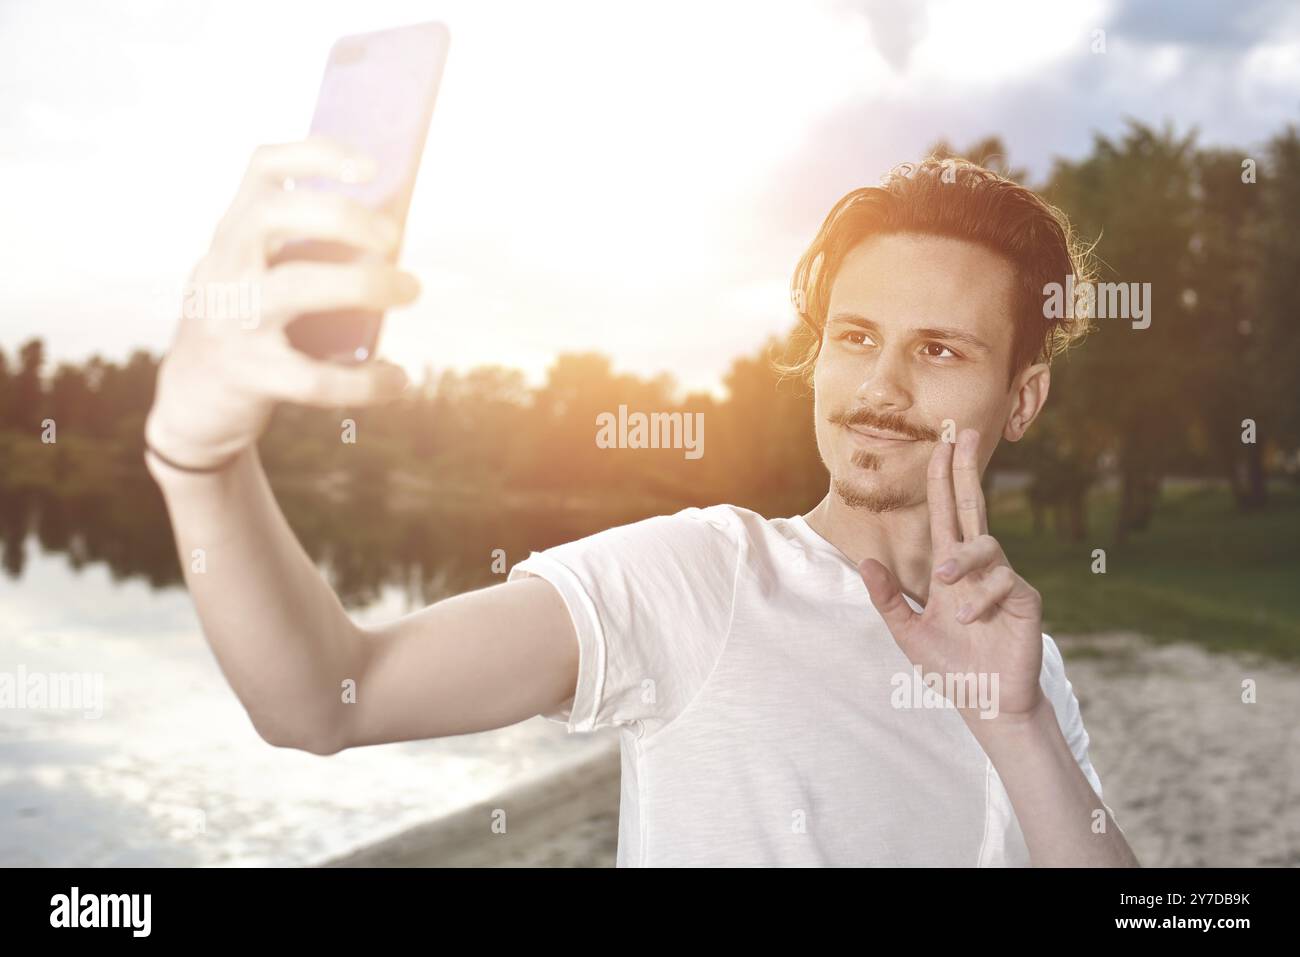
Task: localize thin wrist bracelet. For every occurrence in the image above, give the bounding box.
[144,441,243,474]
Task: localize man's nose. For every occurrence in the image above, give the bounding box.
[856,346,913,410]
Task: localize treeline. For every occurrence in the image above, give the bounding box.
[2,121,1298,541]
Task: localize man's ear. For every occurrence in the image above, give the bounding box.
[1003,363,1050,442]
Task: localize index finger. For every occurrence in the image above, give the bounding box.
[926,438,960,550]
[244,136,378,191]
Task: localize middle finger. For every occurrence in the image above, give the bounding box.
[953,428,988,542]
[256,189,400,263]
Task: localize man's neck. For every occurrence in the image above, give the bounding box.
[802,491,935,606]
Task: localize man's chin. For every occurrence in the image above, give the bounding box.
[832,476,914,513]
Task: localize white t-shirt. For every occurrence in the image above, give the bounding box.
[507,503,1110,867]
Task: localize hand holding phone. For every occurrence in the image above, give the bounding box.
[144,23,450,472]
[277,21,451,364]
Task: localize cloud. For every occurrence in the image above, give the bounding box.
[844,0,930,72]
[1108,0,1297,50]
[758,0,1300,254]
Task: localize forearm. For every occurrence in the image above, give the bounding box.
[147,443,360,751]
[969,702,1140,867]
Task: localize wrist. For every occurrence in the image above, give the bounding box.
[144,441,244,474]
[143,442,251,494]
[143,409,247,478]
[962,690,1055,748]
[142,421,252,491]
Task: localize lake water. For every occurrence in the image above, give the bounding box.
[0,528,617,867]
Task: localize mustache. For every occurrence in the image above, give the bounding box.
[828,408,939,442]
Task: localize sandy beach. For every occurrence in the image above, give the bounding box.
[322,737,622,867]
[323,632,1300,868]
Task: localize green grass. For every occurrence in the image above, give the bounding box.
[992,483,1300,661]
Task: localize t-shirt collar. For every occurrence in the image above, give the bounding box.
[787,513,927,614]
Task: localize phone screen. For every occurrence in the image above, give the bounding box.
[279,22,450,364]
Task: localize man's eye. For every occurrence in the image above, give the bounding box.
[921,343,958,359]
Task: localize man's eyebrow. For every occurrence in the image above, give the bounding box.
[827,311,992,353]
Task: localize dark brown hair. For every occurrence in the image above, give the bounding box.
[778,157,1094,387]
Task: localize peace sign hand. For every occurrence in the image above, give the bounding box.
[859,428,1046,727]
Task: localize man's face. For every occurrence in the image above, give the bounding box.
[812,232,1022,512]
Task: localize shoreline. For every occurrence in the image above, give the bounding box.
[319,739,621,868]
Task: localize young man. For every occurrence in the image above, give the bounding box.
[144,141,1138,867]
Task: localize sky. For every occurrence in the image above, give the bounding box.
[2,0,1298,395]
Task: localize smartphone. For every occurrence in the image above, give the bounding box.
[277,21,450,364]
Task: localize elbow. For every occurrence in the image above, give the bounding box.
[288,733,347,757]
[252,716,346,756]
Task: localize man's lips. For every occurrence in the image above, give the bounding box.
[845,424,919,443]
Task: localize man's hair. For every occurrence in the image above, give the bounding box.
[778,157,1094,388]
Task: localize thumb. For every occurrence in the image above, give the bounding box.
[858,558,917,637]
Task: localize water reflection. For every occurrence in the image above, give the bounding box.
[0,462,643,865]
[0,460,655,606]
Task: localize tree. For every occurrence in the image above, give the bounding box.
[1187,146,1267,508]
[1254,127,1300,483]
[10,338,45,433]
[1045,121,1199,542]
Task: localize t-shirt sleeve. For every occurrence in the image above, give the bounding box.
[1041,634,1126,831]
[506,505,743,736]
